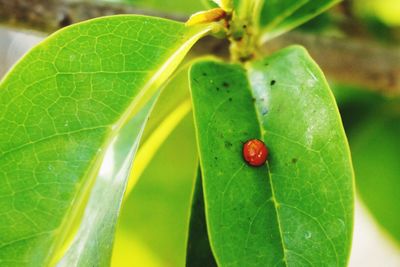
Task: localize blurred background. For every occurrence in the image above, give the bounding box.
[0,0,399,266]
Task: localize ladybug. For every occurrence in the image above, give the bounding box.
[242,139,268,167]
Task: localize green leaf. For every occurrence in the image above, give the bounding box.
[125,66,193,197]
[350,110,400,245]
[201,0,220,9]
[259,0,308,29]
[186,169,217,267]
[0,15,210,266]
[189,46,354,266]
[115,114,199,266]
[57,95,158,266]
[260,0,341,41]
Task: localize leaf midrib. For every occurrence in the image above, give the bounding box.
[244,68,288,266]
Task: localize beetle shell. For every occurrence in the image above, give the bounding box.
[242,139,268,167]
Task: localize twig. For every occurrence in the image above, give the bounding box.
[0,0,185,33]
[266,32,400,95]
[1,0,399,94]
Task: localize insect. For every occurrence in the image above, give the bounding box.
[242,139,268,167]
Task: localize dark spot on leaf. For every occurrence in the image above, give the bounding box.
[225,141,233,148]
[264,62,269,66]
[215,156,218,160]
[216,87,220,91]
[261,108,268,115]
[291,158,298,164]
[270,80,276,86]
[222,82,230,88]
[228,97,232,102]
[202,72,207,76]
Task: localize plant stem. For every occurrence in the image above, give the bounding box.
[1,0,399,94]
[228,0,265,62]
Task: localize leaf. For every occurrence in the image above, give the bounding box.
[57,95,158,266]
[115,113,199,266]
[0,15,211,266]
[259,0,308,29]
[202,0,220,9]
[125,66,192,197]
[260,0,341,41]
[186,169,217,267]
[349,109,400,245]
[189,46,354,266]
[112,229,163,267]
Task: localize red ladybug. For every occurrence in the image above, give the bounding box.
[242,139,268,167]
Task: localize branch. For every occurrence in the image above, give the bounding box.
[0,0,186,33]
[266,32,400,95]
[1,0,399,95]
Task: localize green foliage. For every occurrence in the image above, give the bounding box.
[188,46,354,266]
[57,97,157,266]
[186,171,217,267]
[0,16,209,266]
[116,114,198,266]
[332,84,400,246]
[351,112,400,245]
[0,0,360,266]
[260,0,341,40]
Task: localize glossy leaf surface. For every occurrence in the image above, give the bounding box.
[57,96,158,266]
[0,15,210,266]
[189,46,354,266]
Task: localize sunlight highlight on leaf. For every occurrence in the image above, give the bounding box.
[125,99,192,197]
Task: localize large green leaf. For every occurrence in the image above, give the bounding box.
[0,15,211,266]
[260,0,341,41]
[57,95,158,266]
[189,46,354,266]
[115,114,199,266]
[124,65,193,197]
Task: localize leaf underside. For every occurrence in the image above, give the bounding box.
[0,15,209,266]
[188,46,354,266]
